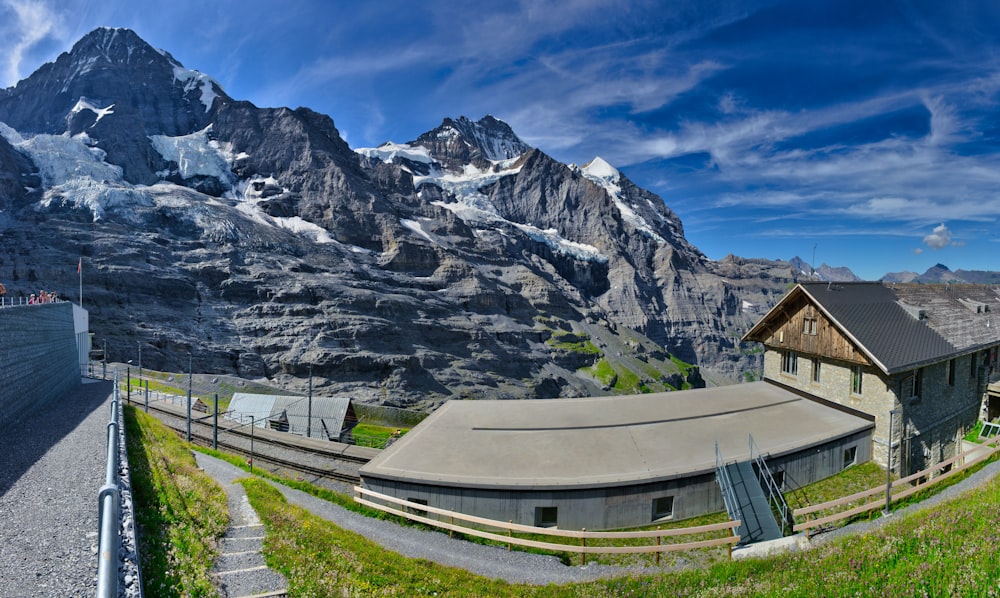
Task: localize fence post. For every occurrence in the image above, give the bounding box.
[144,380,149,413]
[213,394,218,450]
[656,527,661,565]
[581,528,587,566]
[508,521,512,551]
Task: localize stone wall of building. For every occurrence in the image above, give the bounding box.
[0,303,81,426]
[764,349,985,474]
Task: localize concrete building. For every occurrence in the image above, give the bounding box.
[743,282,1000,476]
[360,383,872,530]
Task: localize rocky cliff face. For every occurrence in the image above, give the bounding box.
[0,27,807,407]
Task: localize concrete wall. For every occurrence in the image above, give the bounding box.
[764,348,989,474]
[363,431,871,530]
[0,303,82,426]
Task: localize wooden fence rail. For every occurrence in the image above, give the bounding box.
[354,486,741,563]
[793,434,1000,533]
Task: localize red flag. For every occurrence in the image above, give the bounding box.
[77,257,81,273]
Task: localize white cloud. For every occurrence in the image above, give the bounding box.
[0,0,62,86]
[922,223,953,250]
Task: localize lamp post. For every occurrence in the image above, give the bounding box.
[186,352,193,442]
[102,338,107,380]
[137,341,142,381]
[883,408,900,516]
[307,366,313,439]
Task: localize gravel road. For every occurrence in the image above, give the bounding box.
[0,379,114,598]
[194,452,650,587]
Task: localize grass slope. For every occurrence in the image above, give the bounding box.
[130,406,1000,597]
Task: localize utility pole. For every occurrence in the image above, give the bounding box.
[883,408,899,516]
[137,341,142,381]
[307,366,313,439]
[186,352,193,442]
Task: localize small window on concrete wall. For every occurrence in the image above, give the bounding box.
[406,498,428,518]
[535,506,558,528]
[811,359,822,383]
[652,496,674,521]
[843,446,857,469]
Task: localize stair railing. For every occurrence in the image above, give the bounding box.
[749,434,792,535]
[715,441,744,530]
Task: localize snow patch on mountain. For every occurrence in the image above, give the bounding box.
[172,66,220,111]
[150,125,234,184]
[70,98,115,125]
[357,142,433,165]
[0,124,123,186]
[400,218,438,245]
[41,179,154,222]
[582,157,665,244]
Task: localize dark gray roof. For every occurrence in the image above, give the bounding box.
[360,382,873,490]
[799,282,1000,374]
[227,393,354,440]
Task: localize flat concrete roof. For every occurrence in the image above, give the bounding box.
[360,381,874,490]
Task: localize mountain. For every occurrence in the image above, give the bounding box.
[881,263,1000,285]
[0,28,811,406]
[787,256,861,282]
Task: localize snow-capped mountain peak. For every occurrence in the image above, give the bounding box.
[582,156,619,181]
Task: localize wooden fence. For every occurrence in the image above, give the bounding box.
[793,434,1000,533]
[354,486,741,564]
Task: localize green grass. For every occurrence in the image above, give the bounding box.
[130,407,1000,596]
[547,331,602,355]
[965,420,985,443]
[125,406,229,597]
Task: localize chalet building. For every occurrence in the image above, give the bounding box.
[743,282,1000,476]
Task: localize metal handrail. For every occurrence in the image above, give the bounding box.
[749,434,791,535]
[97,374,121,597]
[715,441,744,528]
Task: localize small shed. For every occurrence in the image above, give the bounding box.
[226,393,358,441]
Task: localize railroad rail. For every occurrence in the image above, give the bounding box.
[136,398,375,486]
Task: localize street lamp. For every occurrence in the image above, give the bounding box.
[883,408,900,516]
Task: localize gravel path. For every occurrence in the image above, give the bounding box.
[195,452,647,586]
[0,379,114,598]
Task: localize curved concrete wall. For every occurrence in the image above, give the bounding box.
[0,303,82,426]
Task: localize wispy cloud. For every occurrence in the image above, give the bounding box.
[0,0,63,86]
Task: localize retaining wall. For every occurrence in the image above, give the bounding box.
[0,302,82,426]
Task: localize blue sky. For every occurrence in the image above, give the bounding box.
[2,0,999,280]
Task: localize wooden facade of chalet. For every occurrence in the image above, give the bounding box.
[743,282,1000,475]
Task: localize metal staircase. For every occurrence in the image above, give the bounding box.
[715,436,790,544]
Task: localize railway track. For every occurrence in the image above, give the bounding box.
[135,399,374,487]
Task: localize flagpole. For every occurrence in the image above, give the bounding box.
[78,257,82,307]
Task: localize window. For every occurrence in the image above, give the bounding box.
[811,358,822,383]
[843,446,857,469]
[803,316,818,335]
[652,496,674,521]
[535,506,558,528]
[781,351,798,376]
[406,498,428,518]
[902,370,923,400]
[850,365,863,395]
[947,358,956,386]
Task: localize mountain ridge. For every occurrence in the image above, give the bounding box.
[0,27,925,406]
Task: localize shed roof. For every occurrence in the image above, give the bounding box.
[227,392,354,440]
[360,382,873,490]
[744,282,1000,375]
